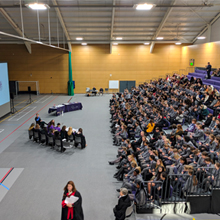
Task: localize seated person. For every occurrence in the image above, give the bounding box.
[61,126,67,140]
[75,128,87,149]
[182,171,198,195]
[99,88,103,95]
[92,86,97,96]
[47,120,55,132]
[129,179,146,207]
[28,123,35,139]
[47,129,55,146]
[150,172,171,200]
[146,119,155,134]
[67,127,74,141]
[39,119,47,129]
[39,127,47,143]
[35,113,41,125]
[55,123,61,132]
[212,68,220,77]
[29,123,35,131]
[119,168,143,191]
[33,124,40,142]
[113,188,131,220]
[201,162,220,191]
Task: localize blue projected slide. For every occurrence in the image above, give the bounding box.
[0,63,10,106]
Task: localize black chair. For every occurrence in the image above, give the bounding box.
[67,134,74,142]
[28,129,34,140]
[47,135,55,147]
[33,130,40,142]
[75,136,82,148]
[55,138,62,151]
[39,133,47,144]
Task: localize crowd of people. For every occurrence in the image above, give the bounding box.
[28,113,86,152]
[110,74,220,219]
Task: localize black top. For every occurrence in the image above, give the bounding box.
[61,190,84,220]
[114,194,131,220]
[207,64,212,72]
[35,116,41,124]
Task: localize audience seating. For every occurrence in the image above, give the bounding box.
[187,69,220,90]
[109,74,220,215]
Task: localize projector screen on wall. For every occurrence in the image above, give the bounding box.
[0,63,10,118]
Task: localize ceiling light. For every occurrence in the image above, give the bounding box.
[175,42,182,45]
[113,43,118,45]
[81,43,87,46]
[197,36,206,40]
[76,37,83,40]
[26,3,49,10]
[156,37,164,40]
[144,42,150,45]
[134,3,155,10]
[36,41,43,44]
[116,37,123,40]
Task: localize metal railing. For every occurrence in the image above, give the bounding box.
[179,69,186,75]
[136,168,220,211]
[186,66,194,73]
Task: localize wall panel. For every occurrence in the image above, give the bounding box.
[0,44,68,94]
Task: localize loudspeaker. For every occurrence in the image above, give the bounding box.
[10,93,14,100]
[28,86,31,93]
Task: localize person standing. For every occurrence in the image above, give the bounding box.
[61,181,84,220]
[206,62,212,79]
[35,113,41,125]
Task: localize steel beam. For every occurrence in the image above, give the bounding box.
[150,0,177,53]
[0,31,69,52]
[0,8,31,53]
[192,12,220,43]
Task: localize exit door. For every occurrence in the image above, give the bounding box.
[119,81,136,93]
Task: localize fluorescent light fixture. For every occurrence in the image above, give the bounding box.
[51,45,56,47]
[76,37,83,40]
[144,42,150,45]
[116,37,123,40]
[156,37,164,40]
[197,36,206,40]
[113,43,118,45]
[81,43,87,46]
[36,41,43,44]
[26,3,49,10]
[175,42,182,45]
[134,3,155,10]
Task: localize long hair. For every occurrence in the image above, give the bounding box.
[67,127,73,136]
[63,181,76,194]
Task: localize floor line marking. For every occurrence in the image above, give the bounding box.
[14,99,27,107]
[0,96,58,144]
[0,183,9,190]
[0,100,37,124]
[41,96,52,103]
[0,129,4,133]
[8,107,34,121]
[0,168,14,183]
[15,107,37,121]
[35,96,47,103]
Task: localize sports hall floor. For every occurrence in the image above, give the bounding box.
[0,94,219,220]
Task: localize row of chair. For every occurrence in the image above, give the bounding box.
[28,129,82,152]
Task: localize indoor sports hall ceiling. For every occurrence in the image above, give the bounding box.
[0,0,220,49]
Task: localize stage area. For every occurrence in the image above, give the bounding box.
[0,94,219,220]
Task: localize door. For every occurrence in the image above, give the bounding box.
[119,81,136,93]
